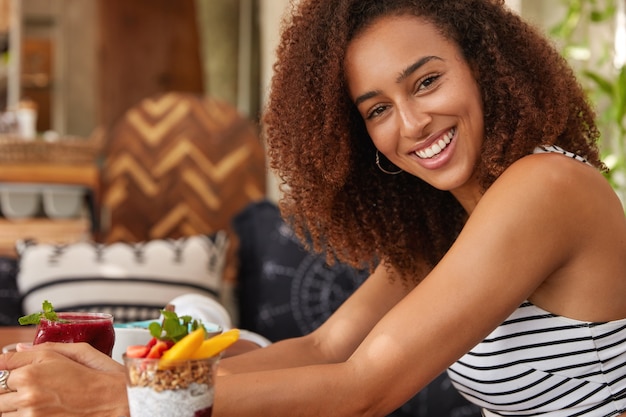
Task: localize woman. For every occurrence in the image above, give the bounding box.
[1,0,625,416]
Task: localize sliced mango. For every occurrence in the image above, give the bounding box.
[190,328,240,359]
[159,327,205,366]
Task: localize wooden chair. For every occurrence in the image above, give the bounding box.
[99,92,266,245]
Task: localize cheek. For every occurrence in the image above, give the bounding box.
[367,124,398,154]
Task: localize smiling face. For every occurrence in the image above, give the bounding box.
[345,14,485,206]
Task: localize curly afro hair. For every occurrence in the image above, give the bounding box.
[262,0,604,283]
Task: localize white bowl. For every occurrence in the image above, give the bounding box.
[42,186,85,219]
[0,185,41,219]
[112,321,223,363]
[112,327,153,363]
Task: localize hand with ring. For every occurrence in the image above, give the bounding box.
[0,369,15,394]
[0,342,129,416]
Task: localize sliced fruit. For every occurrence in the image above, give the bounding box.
[146,337,158,349]
[190,328,240,359]
[125,345,150,358]
[159,327,205,366]
[146,340,170,358]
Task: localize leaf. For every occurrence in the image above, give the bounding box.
[615,66,626,126]
[18,312,42,325]
[582,70,614,96]
[18,300,61,325]
[149,322,163,338]
[151,310,208,343]
[42,300,59,321]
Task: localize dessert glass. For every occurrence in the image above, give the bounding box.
[123,354,221,417]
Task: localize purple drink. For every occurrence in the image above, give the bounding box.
[33,312,115,356]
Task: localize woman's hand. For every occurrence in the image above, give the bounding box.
[0,343,129,417]
[17,341,125,372]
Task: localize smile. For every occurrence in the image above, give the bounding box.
[415,127,456,159]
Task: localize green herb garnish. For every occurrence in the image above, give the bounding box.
[148,310,206,343]
[18,300,62,325]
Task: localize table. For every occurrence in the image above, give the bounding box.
[0,326,35,350]
[0,326,259,357]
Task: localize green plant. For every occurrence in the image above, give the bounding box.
[550,0,626,200]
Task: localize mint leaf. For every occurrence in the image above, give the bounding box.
[42,300,59,321]
[18,300,60,325]
[18,312,42,325]
[149,322,163,338]
[152,310,208,343]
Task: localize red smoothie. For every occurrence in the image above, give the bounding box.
[33,312,115,356]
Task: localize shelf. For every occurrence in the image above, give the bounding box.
[0,160,100,258]
[0,217,91,257]
[0,163,99,188]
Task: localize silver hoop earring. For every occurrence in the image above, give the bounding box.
[375,150,402,175]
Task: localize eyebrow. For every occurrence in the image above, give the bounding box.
[353,55,443,107]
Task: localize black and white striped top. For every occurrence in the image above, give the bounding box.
[447,302,626,416]
[447,146,625,416]
[533,145,592,166]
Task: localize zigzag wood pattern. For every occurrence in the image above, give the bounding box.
[100,92,266,244]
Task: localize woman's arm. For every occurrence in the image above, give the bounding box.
[219,262,414,375]
[1,155,620,417]
[212,155,620,416]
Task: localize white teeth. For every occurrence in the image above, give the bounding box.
[415,128,456,159]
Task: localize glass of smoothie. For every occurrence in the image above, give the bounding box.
[33,312,116,356]
[123,354,220,417]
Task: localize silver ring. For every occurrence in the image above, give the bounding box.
[0,370,14,393]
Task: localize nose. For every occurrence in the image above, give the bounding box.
[397,101,431,140]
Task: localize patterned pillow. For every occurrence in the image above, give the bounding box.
[0,257,22,326]
[17,232,230,323]
[233,200,369,341]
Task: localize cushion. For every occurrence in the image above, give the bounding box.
[0,256,22,326]
[233,200,369,341]
[17,232,230,323]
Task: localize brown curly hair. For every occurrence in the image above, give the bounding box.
[262,0,604,283]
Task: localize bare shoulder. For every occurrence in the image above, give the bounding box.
[476,151,626,319]
[484,151,623,224]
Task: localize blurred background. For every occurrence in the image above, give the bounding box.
[0,0,285,136]
[0,0,623,201]
[0,0,626,206]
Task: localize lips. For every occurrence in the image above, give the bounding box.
[414,127,456,159]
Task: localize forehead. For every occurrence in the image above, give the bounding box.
[345,14,462,80]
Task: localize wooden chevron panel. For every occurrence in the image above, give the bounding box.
[126,101,191,146]
[100,92,266,245]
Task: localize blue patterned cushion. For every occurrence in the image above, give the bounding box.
[0,257,22,326]
[234,200,368,340]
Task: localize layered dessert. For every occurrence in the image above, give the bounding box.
[125,355,217,417]
[123,310,239,417]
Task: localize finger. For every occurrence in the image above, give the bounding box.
[16,343,123,372]
[0,370,20,416]
[0,390,19,414]
[0,369,15,394]
[0,351,37,370]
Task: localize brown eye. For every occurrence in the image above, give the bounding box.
[366,104,389,120]
[417,74,441,92]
